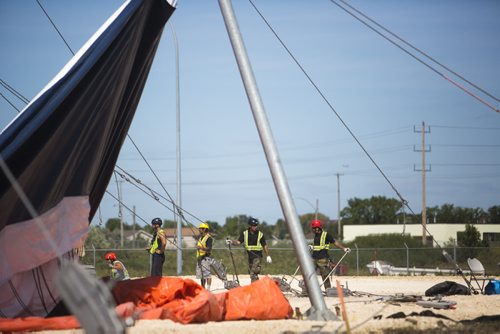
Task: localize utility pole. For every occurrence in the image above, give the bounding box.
[315,198,319,220]
[414,122,431,246]
[132,205,136,249]
[116,179,124,248]
[336,173,342,240]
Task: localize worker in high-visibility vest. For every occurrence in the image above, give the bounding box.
[196,222,214,290]
[104,252,130,281]
[226,217,272,283]
[310,219,350,289]
[146,217,167,276]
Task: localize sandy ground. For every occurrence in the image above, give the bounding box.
[41,274,500,333]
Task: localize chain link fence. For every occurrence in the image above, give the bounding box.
[82,244,500,279]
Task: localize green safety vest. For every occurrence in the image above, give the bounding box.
[150,229,165,254]
[196,234,211,258]
[312,231,330,251]
[244,230,263,251]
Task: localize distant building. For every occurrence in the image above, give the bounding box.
[164,227,198,249]
[343,223,500,246]
[124,230,153,242]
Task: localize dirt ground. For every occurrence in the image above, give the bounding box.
[42,274,500,333]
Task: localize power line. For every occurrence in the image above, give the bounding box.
[125,135,187,220]
[328,0,499,113]
[103,191,181,250]
[432,163,500,167]
[117,141,498,173]
[117,125,412,162]
[114,165,204,225]
[433,144,500,148]
[0,79,30,104]
[427,174,500,180]
[334,0,499,104]
[35,0,75,56]
[119,143,413,164]
[249,0,478,219]
[431,125,500,131]
[0,92,21,113]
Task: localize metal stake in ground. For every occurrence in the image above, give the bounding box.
[319,251,349,288]
[288,264,301,285]
[226,237,240,286]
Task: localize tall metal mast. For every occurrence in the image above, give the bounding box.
[218,0,336,320]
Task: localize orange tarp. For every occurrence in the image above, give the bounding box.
[224,277,293,320]
[0,315,80,332]
[112,276,225,323]
[0,276,292,332]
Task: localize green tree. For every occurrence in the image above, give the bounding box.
[105,218,121,231]
[488,206,500,224]
[352,233,421,248]
[457,223,489,258]
[341,196,402,225]
[418,204,488,224]
[84,226,112,248]
[223,215,249,237]
[298,213,330,232]
[105,218,136,232]
[457,224,484,247]
[201,220,221,237]
[274,218,288,239]
[438,204,454,223]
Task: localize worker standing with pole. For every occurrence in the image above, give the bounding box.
[226,217,271,283]
[310,219,350,290]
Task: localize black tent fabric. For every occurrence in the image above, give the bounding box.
[0,0,174,318]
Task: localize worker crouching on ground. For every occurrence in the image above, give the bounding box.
[146,217,167,276]
[196,222,214,291]
[104,252,130,281]
[226,217,272,283]
[310,219,350,290]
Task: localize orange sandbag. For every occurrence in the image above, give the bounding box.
[0,315,80,332]
[224,276,293,320]
[112,276,224,324]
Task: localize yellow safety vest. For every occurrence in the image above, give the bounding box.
[244,230,263,251]
[312,231,330,251]
[150,229,165,254]
[196,233,211,258]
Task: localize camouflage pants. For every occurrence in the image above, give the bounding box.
[196,256,214,279]
[314,258,331,289]
[248,257,262,282]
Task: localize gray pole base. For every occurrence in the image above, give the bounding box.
[57,262,125,334]
[305,306,339,321]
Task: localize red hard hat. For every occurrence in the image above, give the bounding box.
[105,252,117,261]
[311,219,322,229]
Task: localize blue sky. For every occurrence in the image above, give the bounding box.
[1,0,499,228]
